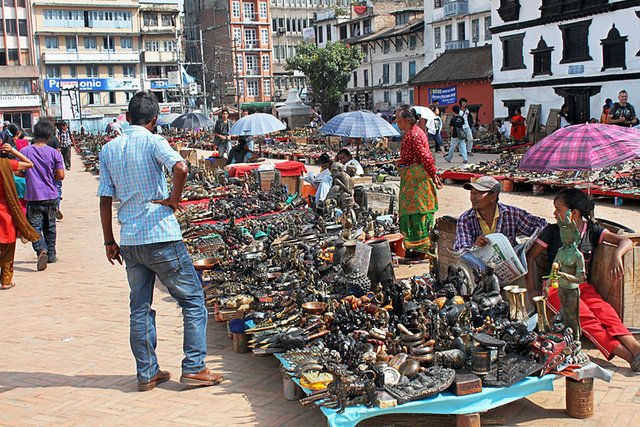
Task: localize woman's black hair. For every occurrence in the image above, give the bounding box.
[554,188,595,223]
[219,109,230,118]
[396,104,420,125]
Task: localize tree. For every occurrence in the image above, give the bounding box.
[285,42,364,120]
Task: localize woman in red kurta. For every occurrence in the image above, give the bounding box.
[0,143,34,289]
[395,105,443,255]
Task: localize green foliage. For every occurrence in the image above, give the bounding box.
[285,42,364,119]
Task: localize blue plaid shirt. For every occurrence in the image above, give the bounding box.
[97,125,184,246]
[454,202,547,252]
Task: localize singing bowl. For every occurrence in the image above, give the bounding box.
[301,301,328,315]
[193,258,221,270]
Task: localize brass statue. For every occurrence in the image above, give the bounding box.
[553,211,585,342]
[472,263,502,312]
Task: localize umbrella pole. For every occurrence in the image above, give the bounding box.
[356,138,361,159]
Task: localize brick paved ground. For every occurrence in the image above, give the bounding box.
[0,151,638,426]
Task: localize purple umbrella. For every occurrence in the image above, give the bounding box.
[519,123,640,172]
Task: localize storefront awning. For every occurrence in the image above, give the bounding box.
[241,102,274,110]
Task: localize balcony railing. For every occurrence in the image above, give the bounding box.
[443,0,469,17]
[445,39,470,50]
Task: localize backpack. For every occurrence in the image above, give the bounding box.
[452,115,465,130]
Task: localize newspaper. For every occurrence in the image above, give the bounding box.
[458,232,540,284]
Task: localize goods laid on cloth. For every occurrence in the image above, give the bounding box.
[171,112,214,129]
[519,123,640,172]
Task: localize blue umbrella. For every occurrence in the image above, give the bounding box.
[157,113,181,126]
[229,113,286,136]
[318,111,400,139]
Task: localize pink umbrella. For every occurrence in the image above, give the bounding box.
[519,123,640,172]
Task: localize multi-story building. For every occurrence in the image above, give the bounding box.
[271,0,342,102]
[139,0,181,104]
[184,0,274,112]
[0,0,40,129]
[337,1,424,111]
[346,8,425,113]
[491,0,640,125]
[314,7,350,49]
[33,0,141,131]
[424,0,492,64]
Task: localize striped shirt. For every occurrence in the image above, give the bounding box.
[97,125,184,246]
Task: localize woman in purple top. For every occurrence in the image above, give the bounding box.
[20,119,65,271]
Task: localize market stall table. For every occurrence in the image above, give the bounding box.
[226,160,307,178]
[274,353,556,427]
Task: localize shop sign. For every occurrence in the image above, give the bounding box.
[150,80,176,90]
[44,78,140,93]
[428,86,457,105]
[0,94,40,108]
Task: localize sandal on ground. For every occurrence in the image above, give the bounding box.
[37,251,48,271]
[180,368,224,386]
[0,283,15,290]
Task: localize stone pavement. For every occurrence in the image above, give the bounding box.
[0,151,638,426]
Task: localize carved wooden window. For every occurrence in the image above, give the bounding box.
[500,33,526,71]
[560,20,592,64]
[531,36,554,76]
[601,24,627,71]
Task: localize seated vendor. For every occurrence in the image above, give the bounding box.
[454,176,547,252]
[336,148,364,176]
[525,189,640,370]
[303,153,333,205]
[226,138,253,165]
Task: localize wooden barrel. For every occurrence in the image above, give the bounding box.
[565,377,594,419]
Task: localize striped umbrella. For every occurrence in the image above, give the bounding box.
[519,123,640,172]
[319,111,400,139]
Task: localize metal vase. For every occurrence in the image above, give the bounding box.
[366,239,396,288]
[533,295,551,333]
[510,288,529,322]
[504,285,519,320]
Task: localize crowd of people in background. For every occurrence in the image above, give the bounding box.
[0,117,67,290]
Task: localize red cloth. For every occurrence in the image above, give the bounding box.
[0,160,19,243]
[15,139,28,151]
[399,125,437,179]
[227,161,307,178]
[547,282,631,360]
[511,114,527,142]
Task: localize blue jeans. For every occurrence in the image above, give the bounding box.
[120,241,208,383]
[445,137,468,162]
[27,199,58,257]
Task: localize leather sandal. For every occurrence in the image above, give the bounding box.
[631,353,640,372]
[138,370,171,392]
[0,283,15,290]
[37,251,48,271]
[180,368,224,386]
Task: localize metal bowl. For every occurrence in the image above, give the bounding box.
[301,301,328,315]
[193,258,221,270]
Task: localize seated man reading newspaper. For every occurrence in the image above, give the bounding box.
[453,176,547,284]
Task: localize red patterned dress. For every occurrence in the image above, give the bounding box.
[398,124,438,252]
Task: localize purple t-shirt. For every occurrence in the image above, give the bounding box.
[21,144,64,201]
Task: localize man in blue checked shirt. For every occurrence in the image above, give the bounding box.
[453,176,547,252]
[98,91,223,392]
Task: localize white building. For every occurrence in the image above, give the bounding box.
[424,0,492,65]
[345,8,425,113]
[491,0,640,125]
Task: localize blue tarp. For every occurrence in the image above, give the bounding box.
[274,353,555,427]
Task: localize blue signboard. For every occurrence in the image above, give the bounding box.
[44,78,139,92]
[568,65,584,75]
[429,86,457,105]
[150,80,176,90]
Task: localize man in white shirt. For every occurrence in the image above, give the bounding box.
[303,153,333,204]
[336,148,364,176]
[459,98,474,155]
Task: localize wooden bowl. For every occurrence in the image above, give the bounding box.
[193,258,221,270]
[301,301,328,315]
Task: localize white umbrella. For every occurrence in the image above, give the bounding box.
[412,106,437,121]
[229,113,286,136]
